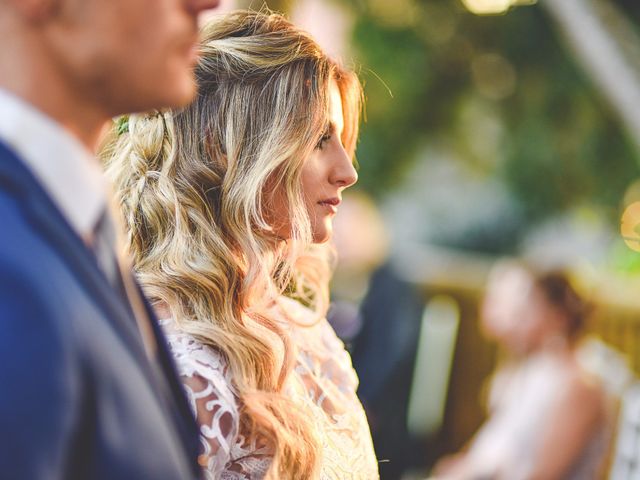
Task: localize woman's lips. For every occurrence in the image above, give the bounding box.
[318,198,340,214]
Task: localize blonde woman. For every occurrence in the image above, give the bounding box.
[103,10,379,480]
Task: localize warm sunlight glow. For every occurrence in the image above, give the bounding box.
[621,202,640,252]
[461,0,537,15]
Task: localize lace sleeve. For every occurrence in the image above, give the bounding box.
[162,328,245,479]
[182,372,240,478]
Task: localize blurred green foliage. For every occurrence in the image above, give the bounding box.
[342,0,640,226]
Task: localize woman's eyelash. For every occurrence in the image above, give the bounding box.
[316,132,332,150]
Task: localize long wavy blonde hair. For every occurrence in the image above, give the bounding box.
[102,10,362,479]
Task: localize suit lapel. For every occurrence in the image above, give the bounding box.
[137,284,202,461]
[120,266,201,461]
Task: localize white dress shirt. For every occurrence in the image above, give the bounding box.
[0,88,106,241]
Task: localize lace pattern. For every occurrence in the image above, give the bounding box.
[160,297,379,479]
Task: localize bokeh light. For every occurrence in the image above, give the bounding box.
[621,202,640,252]
[461,0,537,15]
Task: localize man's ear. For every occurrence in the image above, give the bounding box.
[6,0,59,22]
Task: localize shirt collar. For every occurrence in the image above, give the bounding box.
[0,88,106,240]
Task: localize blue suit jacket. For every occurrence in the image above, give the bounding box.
[0,142,201,479]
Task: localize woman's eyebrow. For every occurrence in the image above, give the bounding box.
[326,122,336,134]
[317,121,337,139]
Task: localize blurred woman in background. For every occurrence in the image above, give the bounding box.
[103,10,378,480]
[433,261,610,480]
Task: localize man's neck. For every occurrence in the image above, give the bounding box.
[0,84,107,154]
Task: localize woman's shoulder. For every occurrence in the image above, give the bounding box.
[277,297,360,390]
[277,296,348,352]
[159,318,237,399]
[564,356,608,408]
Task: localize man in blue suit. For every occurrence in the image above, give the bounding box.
[0,0,218,478]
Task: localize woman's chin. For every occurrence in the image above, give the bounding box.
[311,225,332,244]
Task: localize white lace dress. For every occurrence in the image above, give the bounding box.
[160,297,379,479]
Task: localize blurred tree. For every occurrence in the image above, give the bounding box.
[341,0,640,228]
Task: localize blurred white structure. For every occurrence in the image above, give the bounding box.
[407,296,460,437]
[542,0,640,152]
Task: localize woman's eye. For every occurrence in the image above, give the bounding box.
[315,133,332,150]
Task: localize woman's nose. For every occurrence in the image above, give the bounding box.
[331,147,358,188]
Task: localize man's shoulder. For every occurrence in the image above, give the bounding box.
[0,186,90,322]
[0,235,71,326]
[0,188,57,275]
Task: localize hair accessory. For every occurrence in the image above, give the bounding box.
[116,115,130,136]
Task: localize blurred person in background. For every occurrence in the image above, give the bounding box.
[432,261,610,480]
[328,190,389,342]
[0,0,218,478]
[329,189,433,478]
[103,10,379,479]
[330,190,425,478]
